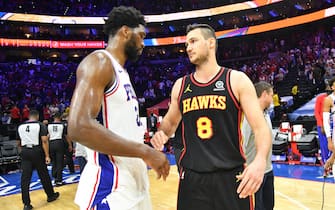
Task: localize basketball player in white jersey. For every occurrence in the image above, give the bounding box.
[323,77,335,175]
[68,6,170,210]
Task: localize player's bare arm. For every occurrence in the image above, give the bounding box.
[323,96,334,151]
[231,70,271,198]
[68,51,170,179]
[151,78,182,150]
[41,135,50,164]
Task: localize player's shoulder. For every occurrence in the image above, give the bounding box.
[83,50,109,63]
[77,50,115,80]
[228,68,247,78]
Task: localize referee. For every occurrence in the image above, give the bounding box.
[48,112,66,186]
[17,110,59,210]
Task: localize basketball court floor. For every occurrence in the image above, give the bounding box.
[0,155,334,210]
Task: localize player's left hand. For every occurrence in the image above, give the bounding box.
[45,156,51,164]
[325,156,335,170]
[236,157,265,198]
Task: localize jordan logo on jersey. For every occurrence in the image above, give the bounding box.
[184,84,192,93]
[182,95,226,114]
[124,84,137,101]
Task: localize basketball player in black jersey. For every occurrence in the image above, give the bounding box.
[151,24,272,210]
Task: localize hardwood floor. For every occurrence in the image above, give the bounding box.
[1,166,334,210]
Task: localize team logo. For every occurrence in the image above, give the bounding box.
[213,81,225,91]
[184,84,192,93]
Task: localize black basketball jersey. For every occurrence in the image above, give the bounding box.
[17,121,47,146]
[178,67,245,172]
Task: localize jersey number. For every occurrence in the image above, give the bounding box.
[196,117,213,140]
[25,125,30,132]
[53,126,58,132]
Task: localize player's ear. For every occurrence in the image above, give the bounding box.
[120,26,131,40]
[209,37,216,49]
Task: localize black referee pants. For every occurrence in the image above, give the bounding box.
[50,140,65,183]
[21,147,55,205]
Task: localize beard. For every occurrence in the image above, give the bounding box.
[125,35,142,62]
[188,48,209,65]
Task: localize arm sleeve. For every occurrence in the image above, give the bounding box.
[39,122,48,136]
[16,125,21,140]
[63,123,67,135]
[323,112,331,138]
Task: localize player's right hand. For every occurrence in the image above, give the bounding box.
[151,130,169,151]
[143,147,170,181]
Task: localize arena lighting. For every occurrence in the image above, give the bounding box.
[168,26,175,32]
[218,19,224,26]
[294,4,305,11]
[269,10,279,17]
[0,0,284,24]
[1,6,335,47]
[24,33,31,38]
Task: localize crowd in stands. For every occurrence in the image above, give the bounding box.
[0,0,246,16]
[0,61,75,124]
[1,1,335,41]
[1,22,335,123]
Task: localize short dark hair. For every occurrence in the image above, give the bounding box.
[186,24,216,39]
[53,112,61,119]
[186,23,217,49]
[103,6,146,37]
[328,77,335,87]
[254,81,273,98]
[29,110,39,117]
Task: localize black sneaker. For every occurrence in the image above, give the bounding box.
[23,204,33,210]
[55,182,64,187]
[47,192,60,202]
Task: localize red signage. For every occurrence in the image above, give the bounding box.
[50,41,105,48]
[0,39,105,49]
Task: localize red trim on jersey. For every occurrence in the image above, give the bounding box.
[249,194,254,210]
[238,110,247,161]
[226,69,240,108]
[190,67,224,87]
[87,152,101,210]
[103,95,109,129]
[179,122,186,169]
[105,78,120,97]
[177,76,187,109]
[109,156,119,190]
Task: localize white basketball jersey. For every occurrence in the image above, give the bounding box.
[75,50,150,210]
[100,52,144,142]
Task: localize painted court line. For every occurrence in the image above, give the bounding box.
[275,191,310,210]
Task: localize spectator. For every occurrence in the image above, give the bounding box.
[10,104,21,124]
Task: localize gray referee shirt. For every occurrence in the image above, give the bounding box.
[242,111,273,173]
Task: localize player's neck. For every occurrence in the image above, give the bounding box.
[105,41,127,66]
[194,62,221,83]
